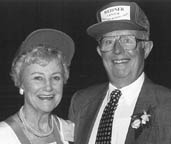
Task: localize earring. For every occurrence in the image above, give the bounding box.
[19,88,24,95]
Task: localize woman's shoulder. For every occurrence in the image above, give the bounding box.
[0,121,14,134]
[0,121,21,144]
[53,115,74,142]
[0,121,9,130]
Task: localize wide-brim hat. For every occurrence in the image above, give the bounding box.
[87,2,150,40]
[17,28,75,66]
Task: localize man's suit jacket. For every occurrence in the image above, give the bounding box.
[69,77,171,144]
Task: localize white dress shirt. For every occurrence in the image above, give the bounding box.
[88,73,145,144]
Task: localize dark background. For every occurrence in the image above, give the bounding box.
[0,0,171,120]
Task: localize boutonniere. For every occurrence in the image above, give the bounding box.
[131,110,151,129]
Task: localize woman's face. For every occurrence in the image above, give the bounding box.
[21,59,64,113]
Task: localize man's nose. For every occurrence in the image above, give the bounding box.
[112,40,125,55]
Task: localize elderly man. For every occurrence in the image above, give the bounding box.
[69,1,171,144]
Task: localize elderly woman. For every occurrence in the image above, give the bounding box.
[0,29,75,144]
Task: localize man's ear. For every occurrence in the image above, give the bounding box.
[144,41,153,59]
[97,46,102,57]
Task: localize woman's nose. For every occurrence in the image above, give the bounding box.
[44,80,53,91]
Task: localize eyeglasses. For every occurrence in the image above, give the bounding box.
[99,35,147,52]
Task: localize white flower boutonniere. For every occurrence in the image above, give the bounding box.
[131,111,151,129]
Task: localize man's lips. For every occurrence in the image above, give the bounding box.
[112,59,130,64]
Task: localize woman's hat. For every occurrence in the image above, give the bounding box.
[17,28,75,66]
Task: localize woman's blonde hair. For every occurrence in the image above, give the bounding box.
[10,45,69,88]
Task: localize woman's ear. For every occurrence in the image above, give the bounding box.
[144,41,153,59]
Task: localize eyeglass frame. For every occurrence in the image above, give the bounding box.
[98,35,148,52]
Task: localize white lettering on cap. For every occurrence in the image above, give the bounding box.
[100,6,130,22]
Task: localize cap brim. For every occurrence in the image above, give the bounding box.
[87,21,146,39]
[19,29,75,65]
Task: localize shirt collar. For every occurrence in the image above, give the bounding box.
[108,72,145,105]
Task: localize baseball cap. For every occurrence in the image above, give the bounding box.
[16,28,75,66]
[87,2,150,40]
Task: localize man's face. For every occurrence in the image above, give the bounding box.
[97,30,153,88]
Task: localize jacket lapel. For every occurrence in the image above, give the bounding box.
[77,84,108,144]
[125,78,157,144]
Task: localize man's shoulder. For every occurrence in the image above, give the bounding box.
[149,82,171,97]
[148,83,171,123]
[78,83,108,94]
[146,80,171,105]
[144,77,171,94]
[71,83,108,104]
